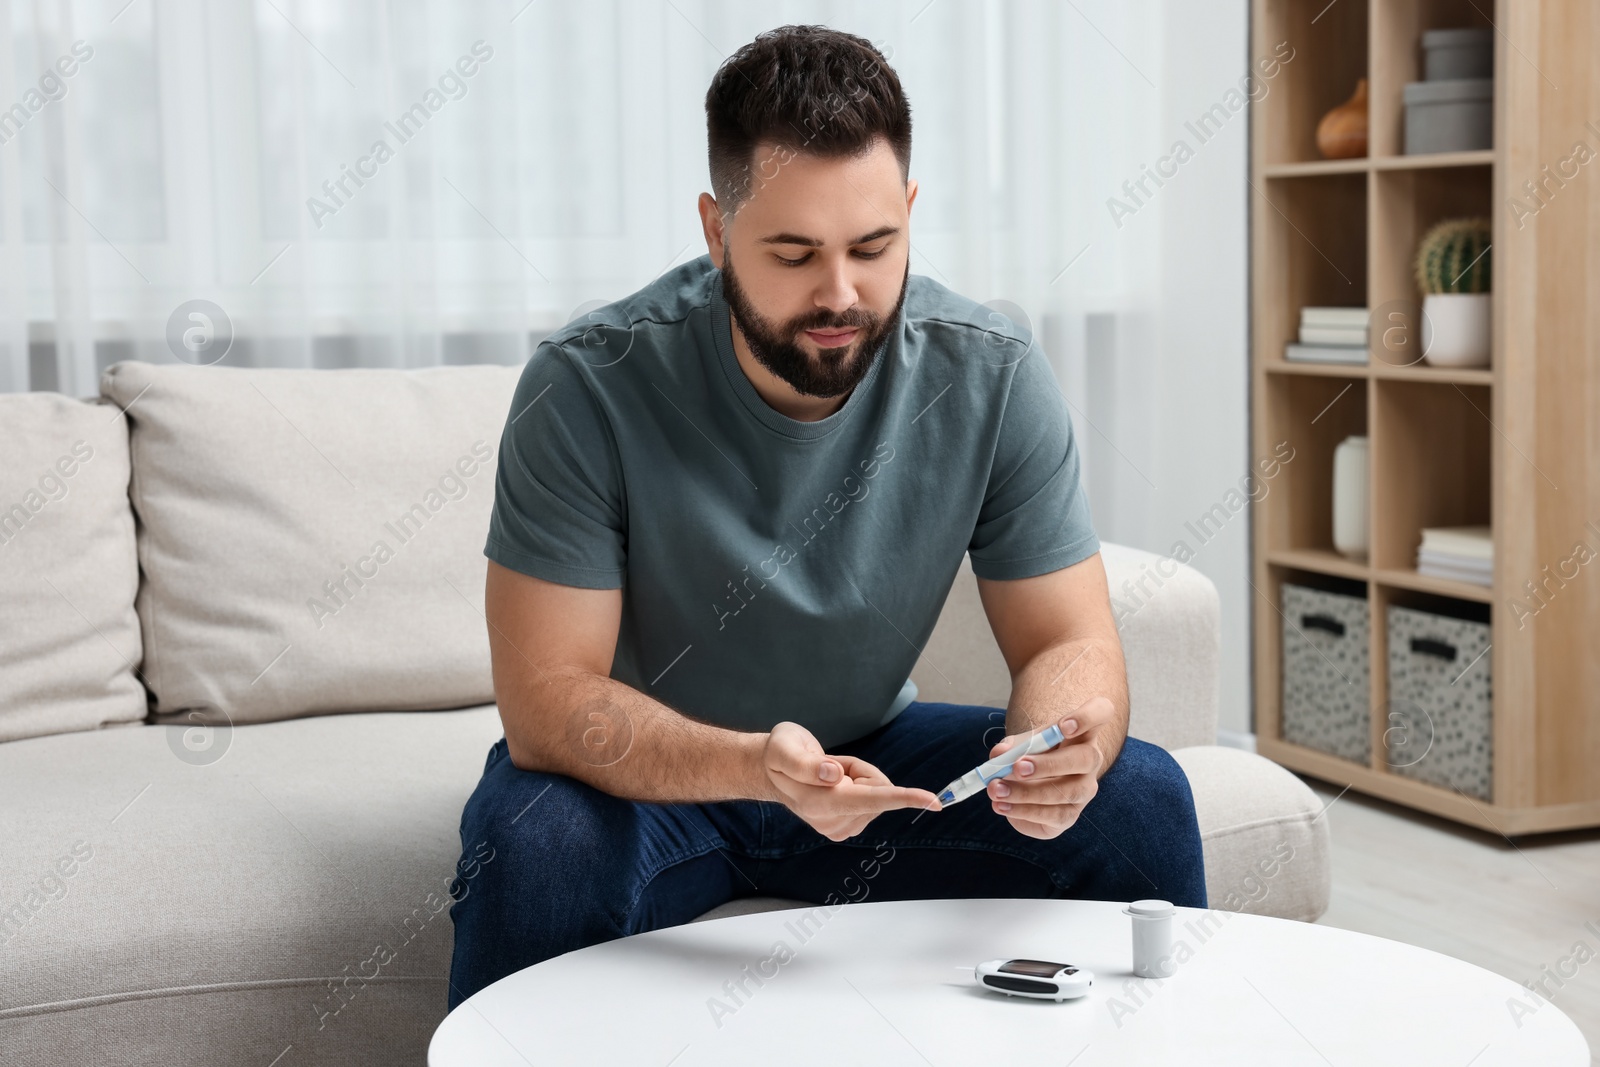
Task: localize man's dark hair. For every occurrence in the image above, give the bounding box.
[705,25,911,219]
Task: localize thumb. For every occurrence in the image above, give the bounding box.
[769,723,840,784]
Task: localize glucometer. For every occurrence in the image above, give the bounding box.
[973,958,1094,1001]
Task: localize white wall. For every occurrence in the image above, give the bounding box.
[1064,0,1254,737]
[1157,1,1253,737]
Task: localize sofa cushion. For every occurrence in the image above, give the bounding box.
[1171,745,1332,922]
[0,704,506,1066]
[0,392,145,743]
[99,361,522,725]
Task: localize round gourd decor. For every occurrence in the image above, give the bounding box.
[1316,78,1369,159]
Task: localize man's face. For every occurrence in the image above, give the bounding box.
[705,137,916,399]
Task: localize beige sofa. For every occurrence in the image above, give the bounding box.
[0,361,1328,1066]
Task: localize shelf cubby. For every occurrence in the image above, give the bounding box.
[1370,164,1492,371]
[1370,0,1494,158]
[1255,172,1367,369]
[1255,0,1368,167]
[1261,374,1367,558]
[1370,379,1490,572]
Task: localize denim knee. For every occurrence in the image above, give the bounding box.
[454,760,641,923]
[1102,738,1198,819]
[1021,737,1207,909]
[446,751,642,1008]
[1085,737,1207,906]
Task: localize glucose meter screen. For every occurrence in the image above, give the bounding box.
[1000,959,1068,978]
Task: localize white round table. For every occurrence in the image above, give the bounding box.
[431,898,1590,1066]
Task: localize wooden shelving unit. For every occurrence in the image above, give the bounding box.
[1249,0,1600,834]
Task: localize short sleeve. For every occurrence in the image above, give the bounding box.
[967,345,1100,580]
[484,343,627,589]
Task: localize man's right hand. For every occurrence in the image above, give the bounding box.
[760,721,942,841]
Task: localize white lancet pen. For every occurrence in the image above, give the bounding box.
[936,722,1067,806]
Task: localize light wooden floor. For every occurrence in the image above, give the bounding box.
[1305,778,1600,1063]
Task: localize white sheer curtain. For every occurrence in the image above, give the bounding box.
[1,0,1156,391]
[2,0,1254,733]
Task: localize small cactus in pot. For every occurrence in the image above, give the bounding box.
[1414,217,1491,294]
[1415,217,1491,367]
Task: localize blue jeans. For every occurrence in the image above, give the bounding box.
[445,701,1205,1010]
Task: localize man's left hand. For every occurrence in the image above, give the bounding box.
[985,696,1119,839]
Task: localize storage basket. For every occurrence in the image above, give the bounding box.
[1386,603,1493,800]
[1281,583,1370,763]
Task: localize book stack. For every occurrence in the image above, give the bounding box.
[1416,525,1492,586]
[1285,307,1369,364]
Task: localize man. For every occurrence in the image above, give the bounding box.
[446,23,1204,1010]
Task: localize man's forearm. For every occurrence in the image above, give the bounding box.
[501,666,778,804]
[1004,635,1130,776]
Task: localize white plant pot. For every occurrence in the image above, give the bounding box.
[1421,292,1490,367]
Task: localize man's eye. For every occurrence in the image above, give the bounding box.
[775,253,811,267]
[854,246,888,260]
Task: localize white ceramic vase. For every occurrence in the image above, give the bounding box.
[1421,292,1490,367]
[1332,435,1369,560]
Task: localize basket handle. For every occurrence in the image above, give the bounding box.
[1410,637,1458,661]
[1300,613,1346,637]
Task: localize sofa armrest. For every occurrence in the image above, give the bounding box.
[1101,542,1220,751]
[1172,745,1332,922]
[911,542,1219,751]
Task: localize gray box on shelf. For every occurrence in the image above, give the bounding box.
[1386,604,1493,800]
[1421,27,1493,81]
[1404,78,1493,154]
[1281,583,1371,764]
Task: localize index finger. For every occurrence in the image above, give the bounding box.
[824,781,944,814]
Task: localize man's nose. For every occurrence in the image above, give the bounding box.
[813,260,860,314]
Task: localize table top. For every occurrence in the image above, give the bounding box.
[430,897,1590,1066]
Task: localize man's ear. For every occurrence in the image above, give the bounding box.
[905,176,918,215]
[697,192,727,269]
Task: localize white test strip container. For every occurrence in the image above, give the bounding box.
[1124,898,1177,979]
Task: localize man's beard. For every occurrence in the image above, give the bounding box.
[720,249,908,399]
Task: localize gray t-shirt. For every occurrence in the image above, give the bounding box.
[485,254,1098,748]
